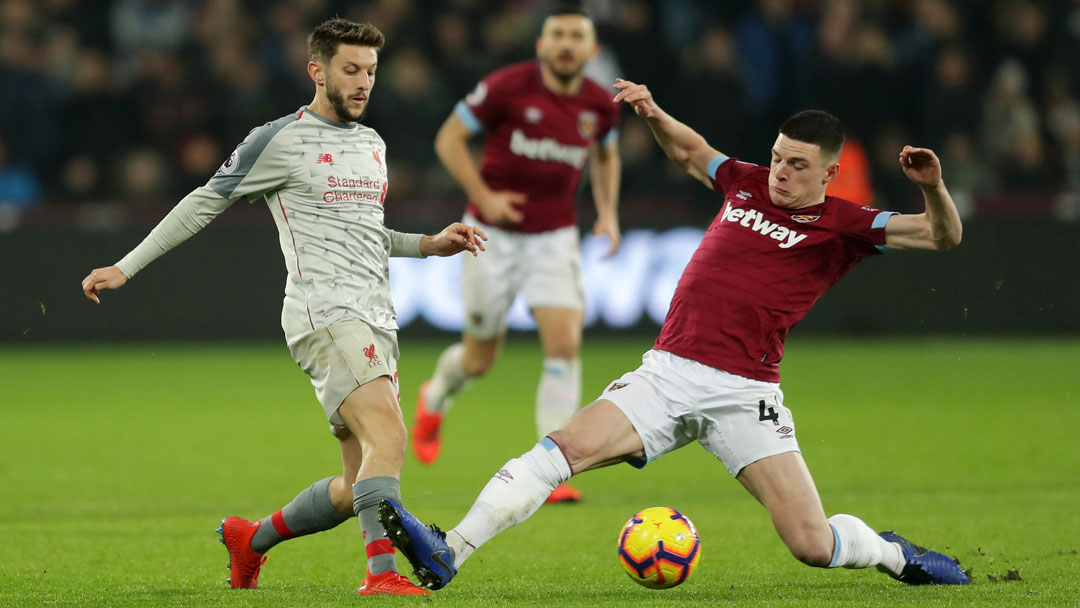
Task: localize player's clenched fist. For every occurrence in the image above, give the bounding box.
[612,78,658,118]
[420,222,489,257]
[898,145,943,189]
[81,266,128,304]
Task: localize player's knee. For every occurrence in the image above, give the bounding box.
[785,532,833,568]
[462,351,496,376]
[546,429,588,472]
[328,476,354,517]
[542,331,580,360]
[544,342,579,361]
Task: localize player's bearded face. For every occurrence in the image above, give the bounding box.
[323,46,378,123]
[538,15,596,81]
[767,134,838,209]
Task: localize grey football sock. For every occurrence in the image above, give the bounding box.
[353,476,402,575]
[249,476,350,554]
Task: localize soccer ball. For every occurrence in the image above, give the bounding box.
[617,506,701,589]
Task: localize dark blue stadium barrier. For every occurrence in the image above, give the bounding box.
[2,217,1076,342]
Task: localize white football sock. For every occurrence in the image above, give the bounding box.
[426,343,472,415]
[827,514,904,575]
[449,438,572,568]
[535,358,581,438]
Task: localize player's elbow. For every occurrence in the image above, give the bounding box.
[932,225,962,251]
[433,129,453,159]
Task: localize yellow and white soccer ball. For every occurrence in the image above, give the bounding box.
[617,506,701,589]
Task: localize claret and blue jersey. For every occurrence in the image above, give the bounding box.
[655,156,897,383]
[456,61,620,233]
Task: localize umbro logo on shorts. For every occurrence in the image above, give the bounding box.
[776,426,794,439]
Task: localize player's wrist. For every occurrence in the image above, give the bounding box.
[418,235,435,257]
[918,179,946,194]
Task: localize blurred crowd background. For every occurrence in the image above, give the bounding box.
[1,0,1078,228]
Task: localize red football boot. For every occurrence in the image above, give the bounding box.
[545,481,583,504]
[216,516,268,589]
[410,381,443,465]
[357,570,432,596]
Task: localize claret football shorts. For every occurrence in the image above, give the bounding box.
[598,349,800,477]
[288,318,400,430]
[461,212,584,338]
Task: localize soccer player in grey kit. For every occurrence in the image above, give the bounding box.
[80,19,486,597]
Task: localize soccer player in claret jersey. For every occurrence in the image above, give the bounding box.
[410,4,622,504]
[79,19,488,597]
[377,79,971,591]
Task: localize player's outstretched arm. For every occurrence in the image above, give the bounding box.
[81,266,128,304]
[420,222,489,258]
[434,112,526,224]
[80,187,235,303]
[883,146,962,252]
[612,78,722,189]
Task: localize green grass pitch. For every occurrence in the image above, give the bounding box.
[1,336,1078,606]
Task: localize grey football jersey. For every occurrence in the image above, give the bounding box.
[116,107,422,344]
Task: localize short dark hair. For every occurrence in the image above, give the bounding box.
[547,2,589,19]
[778,110,845,160]
[308,18,385,64]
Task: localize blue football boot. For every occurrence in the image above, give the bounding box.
[377,499,457,590]
[879,531,970,585]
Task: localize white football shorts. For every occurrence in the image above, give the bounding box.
[288,318,400,430]
[462,212,584,338]
[598,349,800,477]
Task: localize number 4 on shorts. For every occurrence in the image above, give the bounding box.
[758,400,779,425]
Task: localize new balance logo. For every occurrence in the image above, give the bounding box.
[720,201,808,249]
[317,153,334,163]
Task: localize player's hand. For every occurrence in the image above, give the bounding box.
[421,222,488,257]
[81,266,128,304]
[612,78,659,118]
[593,213,621,257]
[899,146,943,189]
[475,190,526,225]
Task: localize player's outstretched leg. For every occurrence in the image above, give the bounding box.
[216,517,268,589]
[826,514,968,585]
[377,499,457,590]
[381,437,574,589]
[878,531,970,585]
[215,477,352,588]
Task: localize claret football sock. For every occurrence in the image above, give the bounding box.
[449,437,572,568]
[353,476,403,575]
[535,358,581,438]
[426,343,472,415]
[827,514,904,574]
[249,476,351,553]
